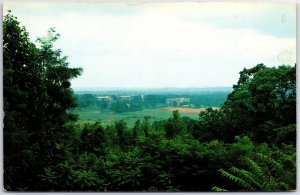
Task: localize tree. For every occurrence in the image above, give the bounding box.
[79,122,106,154]
[115,120,128,149]
[3,12,82,190]
[197,108,230,141]
[131,119,141,145]
[141,116,151,137]
[223,64,296,143]
[4,12,41,190]
[165,110,186,139]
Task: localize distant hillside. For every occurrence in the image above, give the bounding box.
[74,87,233,96]
[74,87,232,111]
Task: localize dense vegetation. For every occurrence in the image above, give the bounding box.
[74,92,229,112]
[3,13,296,192]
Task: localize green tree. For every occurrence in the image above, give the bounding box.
[165,110,186,139]
[131,119,141,145]
[3,12,82,190]
[115,120,128,149]
[79,122,106,154]
[197,108,230,141]
[223,64,296,143]
[141,116,151,137]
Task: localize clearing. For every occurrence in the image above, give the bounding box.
[76,107,217,127]
[161,107,211,114]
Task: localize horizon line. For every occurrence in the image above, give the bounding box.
[73,86,233,91]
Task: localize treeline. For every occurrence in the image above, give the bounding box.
[3,12,296,191]
[74,92,229,112]
[74,94,144,112]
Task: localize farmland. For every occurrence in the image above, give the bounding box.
[76,107,204,127]
[161,107,219,114]
[74,88,230,127]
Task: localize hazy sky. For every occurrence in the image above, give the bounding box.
[4,2,296,89]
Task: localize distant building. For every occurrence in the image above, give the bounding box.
[166,97,190,107]
[97,96,112,102]
[117,96,131,101]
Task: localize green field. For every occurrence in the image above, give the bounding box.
[76,108,199,127]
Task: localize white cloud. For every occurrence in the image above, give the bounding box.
[4,2,296,88]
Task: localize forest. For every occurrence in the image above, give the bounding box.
[3,12,296,192]
[74,90,230,112]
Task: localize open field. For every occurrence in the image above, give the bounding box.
[161,107,219,114]
[76,107,211,127]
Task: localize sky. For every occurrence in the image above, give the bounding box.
[3,2,297,89]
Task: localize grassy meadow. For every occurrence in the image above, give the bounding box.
[76,107,201,127]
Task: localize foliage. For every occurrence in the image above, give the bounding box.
[3,12,82,190]
[223,64,296,143]
[165,110,187,138]
[79,122,106,154]
[197,108,230,141]
[213,152,296,191]
[74,92,230,112]
[114,120,129,149]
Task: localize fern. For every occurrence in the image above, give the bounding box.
[213,153,292,191]
[244,157,265,180]
[212,186,228,192]
[256,153,283,173]
[229,167,263,190]
[218,169,255,191]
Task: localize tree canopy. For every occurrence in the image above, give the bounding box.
[3,12,82,190]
